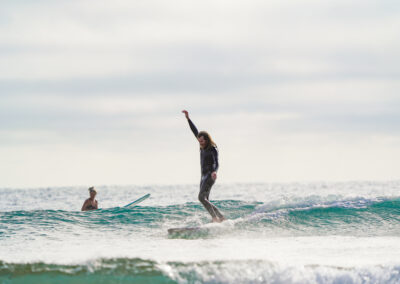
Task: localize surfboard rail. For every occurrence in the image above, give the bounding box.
[168,227,201,234]
[123,193,151,208]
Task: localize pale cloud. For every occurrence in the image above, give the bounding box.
[1,0,399,80]
[0,0,399,187]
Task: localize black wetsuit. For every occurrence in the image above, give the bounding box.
[188,119,224,219]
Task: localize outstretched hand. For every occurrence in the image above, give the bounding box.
[182,110,189,119]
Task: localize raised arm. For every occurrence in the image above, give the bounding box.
[182,110,199,138]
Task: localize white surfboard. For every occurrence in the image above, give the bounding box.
[168,220,233,236]
[168,227,202,234]
[124,193,151,208]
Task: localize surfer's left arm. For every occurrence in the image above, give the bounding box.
[182,110,199,138]
[81,199,88,211]
[211,147,219,180]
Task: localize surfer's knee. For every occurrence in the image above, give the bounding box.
[198,192,207,204]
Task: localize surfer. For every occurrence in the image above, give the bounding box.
[182,110,226,223]
[81,187,98,211]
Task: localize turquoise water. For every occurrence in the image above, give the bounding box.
[1,182,400,283]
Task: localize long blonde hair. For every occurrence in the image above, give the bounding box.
[198,131,217,149]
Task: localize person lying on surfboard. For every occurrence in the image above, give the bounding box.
[182,110,226,223]
[81,187,98,211]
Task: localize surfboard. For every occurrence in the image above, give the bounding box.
[168,220,231,236]
[168,227,201,234]
[123,193,151,208]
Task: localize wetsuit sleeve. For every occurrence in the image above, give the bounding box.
[212,147,219,172]
[187,119,199,138]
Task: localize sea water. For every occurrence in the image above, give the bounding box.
[1,181,400,283]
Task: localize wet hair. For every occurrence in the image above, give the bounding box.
[197,131,217,149]
[88,187,97,194]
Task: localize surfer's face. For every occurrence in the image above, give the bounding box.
[89,191,96,198]
[198,136,207,149]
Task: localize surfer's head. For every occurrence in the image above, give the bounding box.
[88,187,97,198]
[197,131,216,149]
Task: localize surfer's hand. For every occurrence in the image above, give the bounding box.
[182,110,189,119]
[211,172,217,180]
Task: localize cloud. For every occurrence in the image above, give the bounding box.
[0,0,399,187]
[1,0,399,80]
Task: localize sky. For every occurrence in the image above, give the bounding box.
[0,0,399,188]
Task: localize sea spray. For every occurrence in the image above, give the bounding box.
[1,182,400,283]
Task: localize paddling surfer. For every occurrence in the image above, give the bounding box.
[182,110,226,223]
[81,187,98,211]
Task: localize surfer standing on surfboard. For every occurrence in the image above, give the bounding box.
[81,187,98,211]
[182,110,226,223]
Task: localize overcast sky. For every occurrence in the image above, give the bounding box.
[1,0,399,188]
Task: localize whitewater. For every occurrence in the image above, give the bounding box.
[1,181,400,283]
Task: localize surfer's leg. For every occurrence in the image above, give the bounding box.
[199,177,218,219]
[205,188,225,220]
[204,177,225,220]
[199,176,224,221]
[209,201,224,220]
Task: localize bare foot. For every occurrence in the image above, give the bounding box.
[219,216,226,222]
[212,217,219,223]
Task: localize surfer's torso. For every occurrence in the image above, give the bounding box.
[187,119,219,175]
[200,146,219,176]
[83,199,98,211]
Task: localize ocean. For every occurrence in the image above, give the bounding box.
[1,181,400,283]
